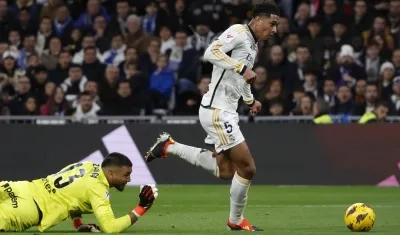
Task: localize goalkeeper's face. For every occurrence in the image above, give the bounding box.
[108,166,132,192]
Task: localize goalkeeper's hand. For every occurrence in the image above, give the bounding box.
[73,218,100,232]
[132,184,159,217]
[76,224,101,232]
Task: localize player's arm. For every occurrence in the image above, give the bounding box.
[241,82,255,107]
[88,184,158,233]
[203,27,247,75]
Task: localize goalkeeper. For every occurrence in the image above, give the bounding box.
[0,152,158,233]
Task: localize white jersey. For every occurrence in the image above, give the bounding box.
[201,24,258,113]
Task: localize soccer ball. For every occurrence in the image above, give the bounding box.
[344,203,376,232]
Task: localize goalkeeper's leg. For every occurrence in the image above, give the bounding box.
[145,132,235,179]
[0,181,40,232]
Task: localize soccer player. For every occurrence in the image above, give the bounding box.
[145,1,280,232]
[0,152,159,233]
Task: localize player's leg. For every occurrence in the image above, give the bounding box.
[145,107,236,179]
[145,133,236,179]
[0,181,40,232]
[202,110,261,231]
[225,141,260,231]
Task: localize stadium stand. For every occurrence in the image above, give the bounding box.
[0,0,400,122]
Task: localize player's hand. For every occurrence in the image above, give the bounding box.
[139,184,158,209]
[243,67,257,84]
[76,224,101,232]
[133,184,159,217]
[249,100,262,116]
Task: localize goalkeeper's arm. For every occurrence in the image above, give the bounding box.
[88,185,158,233]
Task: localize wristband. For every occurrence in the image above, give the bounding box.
[73,217,83,229]
[132,205,146,218]
[239,65,247,76]
[247,100,255,108]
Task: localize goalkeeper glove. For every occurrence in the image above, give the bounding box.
[73,218,101,232]
[132,184,159,218]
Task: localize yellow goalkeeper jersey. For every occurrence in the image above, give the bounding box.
[30,161,131,233]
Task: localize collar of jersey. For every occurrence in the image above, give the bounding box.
[246,24,258,43]
[99,168,110,188]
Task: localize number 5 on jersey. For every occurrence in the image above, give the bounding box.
[53,163,86,189]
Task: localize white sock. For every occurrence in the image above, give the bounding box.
[229,171,251,224]
[166,142,219,177]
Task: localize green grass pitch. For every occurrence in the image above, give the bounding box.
[17,185,400,234]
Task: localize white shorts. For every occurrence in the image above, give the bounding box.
[199,106,245,154]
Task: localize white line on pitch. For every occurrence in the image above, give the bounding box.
[158,204,400,208]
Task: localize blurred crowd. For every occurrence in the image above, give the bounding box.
[0,0,400,119]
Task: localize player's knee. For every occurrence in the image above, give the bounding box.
[243,163,256,179]
[237,160,256,180]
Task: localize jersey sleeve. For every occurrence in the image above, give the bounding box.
[203,26,247,75]
[88,184,131,233]
[241,82,254,105]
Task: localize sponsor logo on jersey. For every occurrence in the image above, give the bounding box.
[105,191,110,200]
[1,183,18,208]
[42,178,56,194]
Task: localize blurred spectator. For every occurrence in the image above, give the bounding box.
[1,0,400,119]
[66,91,102,120]
[165,29,197,84]
[320,78,337,107]
[7,75,32,115]
[362,15,394,50]
[389,76,400,114]
[36,16,54,56]
[92,15,111,53]
[11,7,37,38]
[292,94,313,116]
[48,50,71,85]
[40,85,69,116]
[354,79,367,104]
[101,34,126,66]
[30,65,49,105]
[126,14,150,55]
[0,0,13,41]
[379,61,396,101]
[108,0,132,37]
[350,0,373,36]
[72,34,102,64]
[9,0,41,23]
[103,80,141,115]
[331,85,355,114]
[354,82,380,115]
[326,45,367,87]
[41,37,62,70]
[159,26,175,54]
[22,95,39,115]
[139,36,161,76]
[148,54,174,113]
[40,0,64,21]
[169,0,190,34]
[175,76,210,115]
[141,1,169,36]
[81,46,106,82]
[60,64,88,106]
[124,61,148,108]
[52,5,74,46]
[74,0,110,32]
[98,65,119,111]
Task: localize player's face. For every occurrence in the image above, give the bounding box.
[256,15,279,40]
[109,166,132,191]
